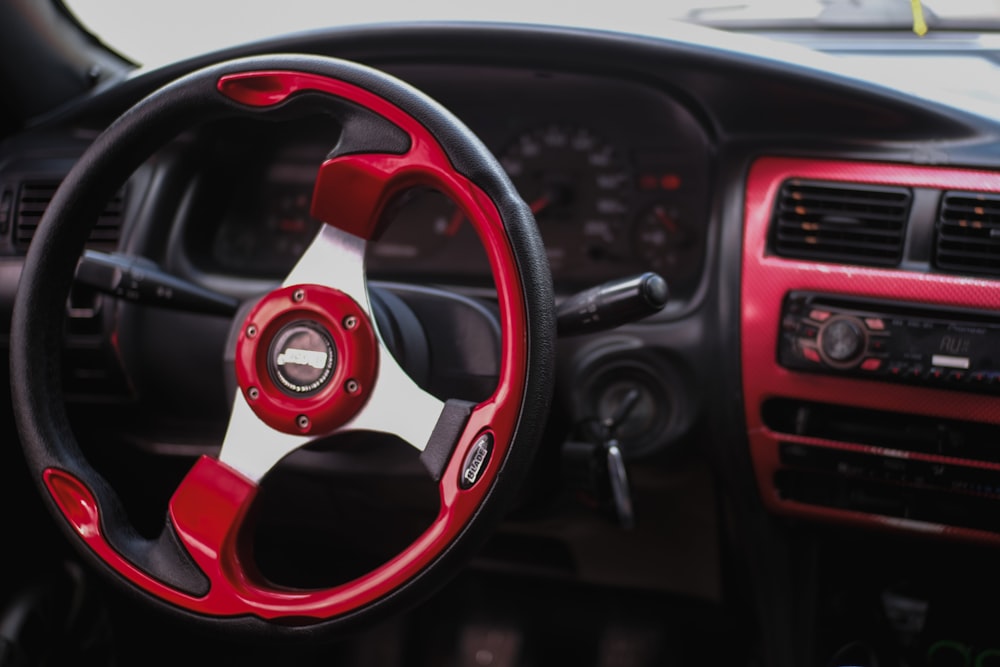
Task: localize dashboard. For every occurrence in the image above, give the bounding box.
[4,24,1000,521]
[10,19,1000,665]
[178,67,712,299]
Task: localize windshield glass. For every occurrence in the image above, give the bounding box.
[65,0,1000,69]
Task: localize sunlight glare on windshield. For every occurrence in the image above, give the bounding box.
[64,0,1000,69]
[65,0,708,67]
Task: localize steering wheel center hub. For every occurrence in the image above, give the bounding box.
[234,283,379,434]
[268,320,337,396]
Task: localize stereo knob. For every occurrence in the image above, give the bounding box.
[819,317,866,367]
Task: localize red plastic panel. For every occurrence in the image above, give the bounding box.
[742,157,1000,542]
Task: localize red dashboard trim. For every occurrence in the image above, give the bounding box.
[742,157,1000,544]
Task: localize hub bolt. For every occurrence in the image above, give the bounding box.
[343,315,358,330]
[248,387,259,400]
[292,289,305,303]
[246,325,257,338]
[296,414,310,430]
[345,379,360,394]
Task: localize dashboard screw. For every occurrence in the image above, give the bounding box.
[345,379,360,394]
[296,414,310,430]
[292,289,305,303]
[246,325,257,338]
[343,315,358,330]
[248,387,259,400]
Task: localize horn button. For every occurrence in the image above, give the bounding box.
[269,321,336,396]
[234,284,379,435]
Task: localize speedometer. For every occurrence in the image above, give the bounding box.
[499,125,633,283]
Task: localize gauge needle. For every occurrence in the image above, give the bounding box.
[654,205,679,233]
[530,194,552,216]
[444,207,464,236]
[529,184,572,217]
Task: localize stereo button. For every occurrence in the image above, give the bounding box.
[860,358,882,371]
[819,317,866,367]
[809,309,832,322]
[969,371,989,385]
[802,346,821,363]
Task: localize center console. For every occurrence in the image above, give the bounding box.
[742,157,1000,546]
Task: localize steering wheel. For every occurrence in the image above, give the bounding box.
[9,55,554,638]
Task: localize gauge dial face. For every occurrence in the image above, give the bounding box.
[632,203,700,284]
[212,179,321,277]
[364,189,492,287]
[368,190,463,261]
[208,124,705,300]
[500,125,633,280]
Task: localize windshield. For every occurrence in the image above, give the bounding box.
[65,0,1000,69]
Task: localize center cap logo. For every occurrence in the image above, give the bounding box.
[268,321,336,396]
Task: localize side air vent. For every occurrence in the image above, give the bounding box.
[14,180,125,252]
[935,191,1000,277]
[770,180,912,267]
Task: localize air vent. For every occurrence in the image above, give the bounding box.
[14,180,125,252]
[770,180,912,267]
[935,191,1000,277]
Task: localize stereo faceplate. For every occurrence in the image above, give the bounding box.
[778,292,1000,394]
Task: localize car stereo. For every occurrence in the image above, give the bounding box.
[778,291,1000,394]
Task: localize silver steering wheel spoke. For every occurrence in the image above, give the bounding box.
[282,224,371,313]
[217,394,314,483]
[339,349,444,452]
[219,221,447,483]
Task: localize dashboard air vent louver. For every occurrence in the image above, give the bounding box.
[771,180,912,267]
[14,180,125,252]
[935,191,1000,277]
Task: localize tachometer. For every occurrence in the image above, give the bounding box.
[368,189,461,261]
[500,125,632,279]
[363,189,492,286]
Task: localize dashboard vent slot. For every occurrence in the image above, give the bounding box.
[935,191,1000,277]
[14,180,125,252]
[770,180,911,267]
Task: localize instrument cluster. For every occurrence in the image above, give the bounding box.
[201,67,713,299]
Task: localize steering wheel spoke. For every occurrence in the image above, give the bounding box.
[219,335,446,485]
[282,224,369,305]
[341,349,444,451]
[217,392,313,483]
